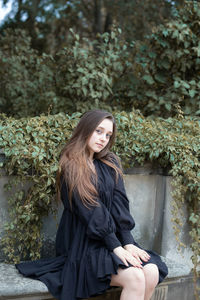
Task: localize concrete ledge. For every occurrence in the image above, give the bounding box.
[0,257,194,300]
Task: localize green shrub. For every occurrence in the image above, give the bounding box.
[133,1,200,117]
[0,30,56,117]
[1,2,200,119]
[0,28,133,117]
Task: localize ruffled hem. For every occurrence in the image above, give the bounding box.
[16,247,168,300]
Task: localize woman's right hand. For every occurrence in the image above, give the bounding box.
[113,246,143,268]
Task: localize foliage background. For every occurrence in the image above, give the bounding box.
[0,0,175,53]
[1,1,200,118]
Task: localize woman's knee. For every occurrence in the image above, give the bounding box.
[111,267,145,289]
[121,267,145,290]
[143,264,159,287]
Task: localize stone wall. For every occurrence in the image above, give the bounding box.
[0,165,193,271]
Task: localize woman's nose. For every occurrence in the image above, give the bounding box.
[100,134,106,141]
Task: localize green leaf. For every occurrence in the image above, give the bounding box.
[188,89,196,98]
[165,103,171,111]
[162,29,168,37]
[155,73,166,84]
[174,81,180,88]
[142,75,154,85]
[182,82,190,89]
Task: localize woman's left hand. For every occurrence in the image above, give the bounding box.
[124,244,150,264]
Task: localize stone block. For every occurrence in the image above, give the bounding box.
[124,174,166,252]
[0,258,197,300]
[161,177,193,271]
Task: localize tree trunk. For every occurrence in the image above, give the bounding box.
[93,0,102,35]
[104,12,112,33]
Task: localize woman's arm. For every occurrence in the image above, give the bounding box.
[61,180,121,251]
[111,172,136,246]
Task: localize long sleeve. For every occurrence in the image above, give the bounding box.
[61,181,122,251]
[111,172,136,246]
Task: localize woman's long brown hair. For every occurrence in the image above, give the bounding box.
[57,110,122,208]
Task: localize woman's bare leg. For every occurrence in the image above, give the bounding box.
[143,264,159,300]
[110,267,145,300]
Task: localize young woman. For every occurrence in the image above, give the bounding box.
[16,110,168,300]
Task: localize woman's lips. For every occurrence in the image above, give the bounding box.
[96,143,103,148]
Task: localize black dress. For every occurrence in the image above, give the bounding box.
[16,159,168,300]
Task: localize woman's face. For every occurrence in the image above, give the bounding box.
[87,118,113,157]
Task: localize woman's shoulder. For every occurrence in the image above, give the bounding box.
[106,152,122,171]
[110,153,121,167]
[96,152,121,166]
[95,153,123,178]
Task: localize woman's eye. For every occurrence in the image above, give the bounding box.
[106,134,111,138]
[96,129,101,134]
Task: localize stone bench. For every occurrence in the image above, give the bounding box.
[0,257,196,300]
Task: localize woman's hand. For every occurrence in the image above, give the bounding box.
[113,246,143,268]
[124,244,150,264]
